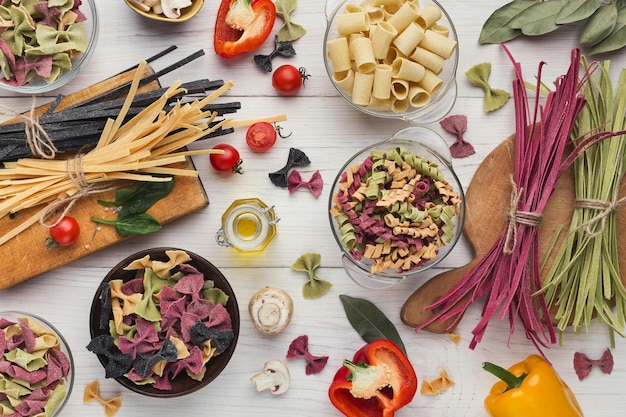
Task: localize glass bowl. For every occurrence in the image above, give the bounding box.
[88,247,240,398]
[0,0,98,94]
[0,311,74,417]
[124,0,204,22]
[328,127,465,289]
[324,0,458,125]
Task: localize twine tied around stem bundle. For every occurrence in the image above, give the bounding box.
[0,96,57,159]
[39,153,116,228]
[503,177,543,254]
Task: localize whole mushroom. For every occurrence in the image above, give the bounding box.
[248,287,294,334]
[250,359,290,395]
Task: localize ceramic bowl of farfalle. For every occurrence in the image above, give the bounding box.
[0,0,98,94]
[124,0,204,22]
[324,0,459,125]
[88,247,240,398]
[0,311,74,417]
[328,127,465,289]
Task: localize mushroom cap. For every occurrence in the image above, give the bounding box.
[248,287,294,334]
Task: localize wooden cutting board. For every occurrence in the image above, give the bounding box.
[0,66,209,289]
[400,133,626,332]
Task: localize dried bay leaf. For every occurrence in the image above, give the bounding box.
[510,0,564,36]
[556,0,603,24]
[478,0,540,44]
[590,7,626,55]
[580,2,618,45]
[339,294,406,354]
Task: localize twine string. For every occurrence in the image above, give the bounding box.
[0,96,57,159]
[503,178,543,254]
[574,190,626,238]
[39,153,116,228]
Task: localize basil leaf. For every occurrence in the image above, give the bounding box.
[120,179,175,215]
[590,6,626,54]
[339,294,406,354]
[556,0,602,24]
[91,213,162,236]
[478,0,540,44]
[580,2,618,45]
[510,0,564,36]
[97,178,174,213]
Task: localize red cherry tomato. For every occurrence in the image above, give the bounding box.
[49,216,80,247]
[246,122,277,152]
[272,65,308,95]
[210,143,243,174]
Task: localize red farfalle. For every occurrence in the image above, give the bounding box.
[439,114,475,158]
[286,335,329,375]
[288,169,324,198]
[573,348,614,381]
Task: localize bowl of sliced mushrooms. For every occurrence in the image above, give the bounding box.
[124,0,204,22]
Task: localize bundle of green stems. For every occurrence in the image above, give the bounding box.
[541,59,626,342]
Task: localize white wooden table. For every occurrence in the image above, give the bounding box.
[1,1,625,416]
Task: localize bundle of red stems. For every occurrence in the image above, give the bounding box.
[418,47,606,353]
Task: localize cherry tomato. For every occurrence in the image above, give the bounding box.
[272,65,309,95]
[210,143,243,174]
[48,216,80,247]
[246,122,277,152]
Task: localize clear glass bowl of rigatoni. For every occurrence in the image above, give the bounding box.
[324,0,459,125]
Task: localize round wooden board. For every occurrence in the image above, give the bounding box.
[400,133,626,332]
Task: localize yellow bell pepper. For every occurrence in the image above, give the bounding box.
[483,355,584,417]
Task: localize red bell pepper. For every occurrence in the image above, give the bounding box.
[328,339,418,417]
[213,0,276,59]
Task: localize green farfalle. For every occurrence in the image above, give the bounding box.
[134,268,163,323]
[4,347,48,371]
[275,0,307,42]
[465,62,511,112]
[291,253,333,299]
[1,5,36,56]
[48,0,76,13]
[26,22,88,56]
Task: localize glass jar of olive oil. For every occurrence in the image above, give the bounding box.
[216,198,279,252]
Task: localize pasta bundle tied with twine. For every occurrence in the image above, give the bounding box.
[417,47,614,355]
[0,60,286,246]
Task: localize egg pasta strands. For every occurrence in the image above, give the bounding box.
[0,61,286,246]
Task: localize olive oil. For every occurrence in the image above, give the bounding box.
[216,198,279,252]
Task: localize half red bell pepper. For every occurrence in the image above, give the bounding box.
[213,0,276,59]
[328,339,418,417]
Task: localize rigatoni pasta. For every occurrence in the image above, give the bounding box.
[326,0,457,114]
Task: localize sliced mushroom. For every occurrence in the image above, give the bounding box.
[250,359,290,395]
[160,0,192,18]
[248,287,294,334]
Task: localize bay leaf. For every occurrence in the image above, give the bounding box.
[556,0,602,24]
[339,294,406,354]
[478,0,540,44]
[580,2,618,45]
[510,0,564,36]
[589,6,626,54]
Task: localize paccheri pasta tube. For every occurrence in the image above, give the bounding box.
[327,0,457,113]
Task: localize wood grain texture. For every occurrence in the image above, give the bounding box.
[0,66,208,288]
